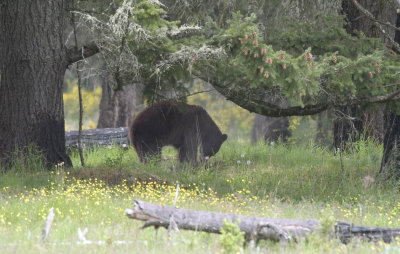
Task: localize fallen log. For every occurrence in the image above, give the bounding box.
[335,221,400,244]
[125,200,320,242]
[126,200,400,244]
[65,127,129,148]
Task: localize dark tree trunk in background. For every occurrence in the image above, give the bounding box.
[335,0,395,149]
[342,0,389,37]
[380,113,400,179]
[251,114,290,145]
[0,0,72,167]
[341,0,400,179]
[362,106,385,142]
[97,79,144,128]
[380,8,400,180]
[333,106,385,149]
[333,106,363,150]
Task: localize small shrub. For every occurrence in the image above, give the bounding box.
[220,219,244,253]
[319,210,335,237]
[104,146,125,167]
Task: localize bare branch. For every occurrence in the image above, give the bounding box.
[177,89,215,100]
[351,0,400,54]
[66,42,99,65]
[67,8,104,16]
[167,25,203,39]
[351,7,400,32]
[362,86,400,103]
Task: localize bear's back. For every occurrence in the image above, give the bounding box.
[129,100,198,145]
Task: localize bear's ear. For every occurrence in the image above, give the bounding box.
[221,134,228,142]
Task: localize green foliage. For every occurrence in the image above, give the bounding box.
[318,210,335,237]
[125,1,194,99]
[220,219,244,253]
[104,146,127,167]
[266,15,382,57]
[132,1,178,30]
[212,13,400,107]
[84,2,400,113]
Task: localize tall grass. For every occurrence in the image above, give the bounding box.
[64,139,389,202]
[2,140,400,253]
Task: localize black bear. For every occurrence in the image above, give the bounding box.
[129,100,227,163]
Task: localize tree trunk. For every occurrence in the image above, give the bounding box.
[380,113,400,180]
[333,106,363,150]
[334,0,396,148]
[380,8,400,179]
[251,114,290,145]
[0,0,72,167]
[97,76,144,128]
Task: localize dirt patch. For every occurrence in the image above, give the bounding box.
[66,167,164,187]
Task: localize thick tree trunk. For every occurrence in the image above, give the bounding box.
[0,0,72,167]
[97,78,144,128]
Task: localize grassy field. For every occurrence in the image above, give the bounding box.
[1,140,400,253]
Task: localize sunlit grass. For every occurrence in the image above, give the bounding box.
[70,139,387,201]
[1,140,400,253]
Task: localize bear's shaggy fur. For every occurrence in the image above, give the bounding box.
[129,100,227,163]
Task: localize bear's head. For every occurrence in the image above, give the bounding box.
[202,133,228,158]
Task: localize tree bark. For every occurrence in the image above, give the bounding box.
[97,75,144,128]
[380,113,400,179]
[380,8,400,179]
[333,106,363,150]
[0,0,72,167]
[335,0,396,148]
[126,200,320,242]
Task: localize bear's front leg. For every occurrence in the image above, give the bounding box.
[178,141,198,164]
[139,142,162,163]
